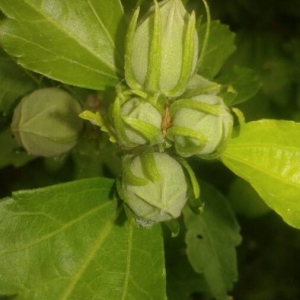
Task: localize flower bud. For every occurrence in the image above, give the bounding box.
[167,94,233,158]
[11,88,83,157]
[110,96,164,147]
[118,152,188,227]
[125,0,198,97]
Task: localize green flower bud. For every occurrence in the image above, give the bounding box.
[110,96,164,147]
[11,88,83,157]
[125,0,198,97]
[118,152,188,227]
[167,94,233,158]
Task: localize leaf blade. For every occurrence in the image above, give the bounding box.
[0,178,166,300]
[221,120,300,228]
[0,48,40,116]
[198,21,236,80]
[0,0,126,89]
[184,182,241,300]
[217,65,261,106]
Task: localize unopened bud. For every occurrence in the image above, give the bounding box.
[167,94,233,158]
[125,0,198,97]
[110,96,164,147]
[11,88,83,157]
[118,152,188,227]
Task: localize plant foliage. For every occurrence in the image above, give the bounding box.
[0,0,299,299]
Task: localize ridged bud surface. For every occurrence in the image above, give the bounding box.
[125,0,198,97]
[167,94,233,158]
[110,96,164,147]
[11,88,82,157]
[119,152,188,227]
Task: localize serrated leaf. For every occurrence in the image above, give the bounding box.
[217,65,261,106]
[261,58,295,107]
[164,223,210,300]
[167,255,208,300]
[0,0,126,90]
[0,127,35,169]
[226,30,295,108]
[0,48,39,116]
[198,21,236,80]
[226,29,282,71]
[0,177,166,300]
[183,182,241,300]
[221,120,300,228]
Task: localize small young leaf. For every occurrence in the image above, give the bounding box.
[198,21,236,79]
[217,65,261,106]
[184,181,241,300]
[0,178,166,299]
[0,0,126,90]
[221,120,300,228]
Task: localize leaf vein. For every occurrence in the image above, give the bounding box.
[120,224,133,300]
[2,31,117,79]
[0,201,113,256]
[21,0,119,73]
[222,153,300,188]
[61,206,122,299]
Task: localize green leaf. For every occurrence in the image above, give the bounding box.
[228,177,271,218]
[0,177,166,299]
[226,29,283,72]
[0,48,39,116]
[198,21,236,80]
[221,120,300,228]
[121,0,147,12]
[0,0,126,90]
[183,182,241,300]
[167,253,208,300]
[164,223,210,300]
[0,127,35,169]
[217,65,261,106]
[225,29,295,108]
[261,58,295,108]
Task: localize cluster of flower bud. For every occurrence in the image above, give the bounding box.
[80,0,234,227]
